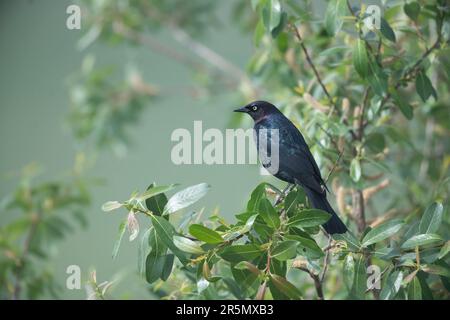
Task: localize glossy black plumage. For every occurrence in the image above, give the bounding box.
[235,101,347,234]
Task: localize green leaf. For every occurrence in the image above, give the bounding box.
[219,244,263,262]
[189,224,224,244]
[350,158,361,182]
[150,215,188,265]
[285,231,324,259]
[284,188,303,217]
[238,214,258,234]
[404,2,421,21]
[258,198,280,229]
[271,11,287,38]
[145,183,168,215]
[223,277,244,299]
[438,241,450,260]
[145,252,166,284]
[161,254,174,281]
[351,255,367,300]
[380,18,396,42]
[343,254,355,291]
[407,276,422,300]
[247,183,268,212]
[421,264,450,278]
[163,183,210,214]
[333,232,362,251]
[367,59,388,97]
[112,221,126,259]
[380,270,403,300]
[254,19,265,46]
[287,209,331,228]
[102,201,122,212]
[270,274,302,299]
[416,71,437,102]
[418,202,443,234]
[353,39,369,78]
[231,267,259,290]
[234,261,262,275]
[392,91,413,120]
[365,132,386,154]
[138,184,177,202]
[318,46,348,57]
[138,228,151,276]
[401,233,443,249]
[148,227,167,256]
[262,0,282,32]
[271,241,298,261]
[173,236,204,254]
[324,0,348,36]
[361,219,404,247]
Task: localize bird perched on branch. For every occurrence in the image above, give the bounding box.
[234,100,347,234]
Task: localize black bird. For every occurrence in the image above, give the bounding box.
[234,100,347,234]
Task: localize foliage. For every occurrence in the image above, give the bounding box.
[68,56,157,155]
[104,181,448,299]
[68,0,450,300]
[86,0,450,300]
[2,0,446,300]
[0,158,91,299]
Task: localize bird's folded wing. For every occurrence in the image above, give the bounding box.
[279,143,326,194]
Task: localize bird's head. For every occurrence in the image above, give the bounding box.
[233,100,279,122]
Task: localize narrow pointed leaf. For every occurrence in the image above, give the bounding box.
[150,215,188,264]
[287,209,331,228]
[361,219,404,247]
[407,276,422,300]
[189,224,224,244]
[271,241,298,261]
[258,198,280,229]
[418,202,443,234]
[219,244,263,262]
[401,233,443,249]
[353,39,369,78]
[145,253,166,284]
[102,201,123,212]
[163,183,210,214]
[380,271,403,300]
[173,236,204,254]
[138,184,177,201]
[112,221,126,259]
[145,183,168,215]
[270,274,302,299]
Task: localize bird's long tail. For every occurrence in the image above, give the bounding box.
[304,187,347,234]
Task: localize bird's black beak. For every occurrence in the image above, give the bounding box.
[234,106,248,113]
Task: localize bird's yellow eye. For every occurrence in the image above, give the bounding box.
[252,105,258,111]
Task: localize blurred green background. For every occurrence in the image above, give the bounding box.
[0,0,262,299]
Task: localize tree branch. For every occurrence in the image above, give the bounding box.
[292,261,324,300]
[290,23,357,140]
[12,213,40,300]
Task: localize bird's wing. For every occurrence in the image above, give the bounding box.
[278,143,325,194]
[277,123,326,186]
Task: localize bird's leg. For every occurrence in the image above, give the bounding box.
[274,183,294,206]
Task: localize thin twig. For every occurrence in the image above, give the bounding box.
[274,184,294,207]
[357,88,370,140]
[290,23,357,140]
[12,214,40,300]
[324,148,344,185]
[290,24,336,112]
[320,235,332,283]
[293,263,324,300]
